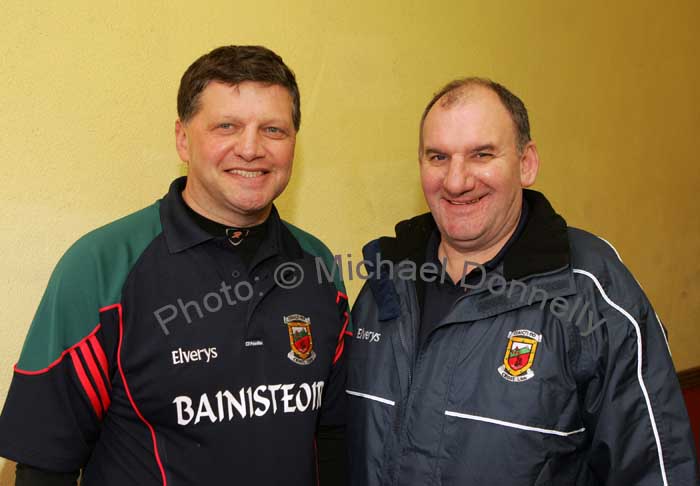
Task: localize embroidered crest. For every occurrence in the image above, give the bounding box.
[497,329,542,382]
[285,314,316,365]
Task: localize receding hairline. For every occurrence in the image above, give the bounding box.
[436,83,488,110]
[420,79,494,127]
[418,77,531,154]
[419,84,503,149]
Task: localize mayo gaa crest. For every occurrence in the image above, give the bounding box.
[497,329,542,382]
[285,314,316,365]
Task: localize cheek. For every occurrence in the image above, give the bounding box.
[211,141,236,161]
[270,143,295,170]
[420,168,443,197]
[477,166,495,181]
[193,136,235,162]
[479,164,518,190]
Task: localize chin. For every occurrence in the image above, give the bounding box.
[228,195,270,210]
[443,222,481,239]
[234,205,268,217]
[446,234,480,246]
[444,226,490,247]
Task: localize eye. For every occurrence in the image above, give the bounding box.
[475,152,493,159]
[218,123,234,130]
[263,126,287,138]
[429,154,447,162]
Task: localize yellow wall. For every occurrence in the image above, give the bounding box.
[0,0,698,480]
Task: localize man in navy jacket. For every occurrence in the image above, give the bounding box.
[346,77,699,485]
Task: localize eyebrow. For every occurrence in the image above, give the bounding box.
[422,144,497,156]
[213,115,292,126]
[470,144,497,153]
[423,148,445,156]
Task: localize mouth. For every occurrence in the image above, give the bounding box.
[226,169,268,179]
[446,194,487,205]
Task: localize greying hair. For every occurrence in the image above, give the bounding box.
[419,77,531,153]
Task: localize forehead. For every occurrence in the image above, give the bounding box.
[196,81,293,119]
[422,87,516,147]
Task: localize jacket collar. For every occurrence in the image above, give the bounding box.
[362,189,570,320]
[367,189,569,277]
[503,190,569,280]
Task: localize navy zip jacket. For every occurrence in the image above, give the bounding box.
[347,189,699,486]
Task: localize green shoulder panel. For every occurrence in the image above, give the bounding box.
[283,221,353,332]
[17,201,163,371]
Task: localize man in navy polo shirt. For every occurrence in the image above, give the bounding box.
[0,45,351,486]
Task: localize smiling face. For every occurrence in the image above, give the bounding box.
[175,81,296,227]
[419,86,539,260]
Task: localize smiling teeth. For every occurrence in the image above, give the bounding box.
[452,197,481,205]
[229,169,263,178]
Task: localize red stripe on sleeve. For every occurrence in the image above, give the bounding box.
[88,334,110,389]
[335,291,348,304]
[70,349,103,419]
[333,339,345,365]
[337,312,350,344]
[79,341,111,412]
[332,311,351,365]
[14,324,102,375]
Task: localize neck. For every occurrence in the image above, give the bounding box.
[438,213,521,284]
[182,187,270,228]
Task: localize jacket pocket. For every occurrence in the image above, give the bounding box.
[438,408,586,485]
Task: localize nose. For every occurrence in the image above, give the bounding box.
[234,127,264,162]
[442,157,476,196]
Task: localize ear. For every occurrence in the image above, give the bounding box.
[519,141,540,187]
[175,119,190,163]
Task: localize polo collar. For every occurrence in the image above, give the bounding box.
[159,177,295,259]
[160,177,212,253]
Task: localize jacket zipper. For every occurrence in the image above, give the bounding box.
[398,327,412,387]
[388,282,422,486]
[391,283,474,486]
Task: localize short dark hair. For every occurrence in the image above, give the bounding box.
[177,45,301,130]
[419,77,531,153]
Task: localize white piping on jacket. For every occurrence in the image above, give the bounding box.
[444,410,585,437]
[346,389,395,406]
[596,236,671,356]
[573,268,668,486]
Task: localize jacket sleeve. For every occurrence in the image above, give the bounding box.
[0,237,118,472]
[573,266,699,485]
